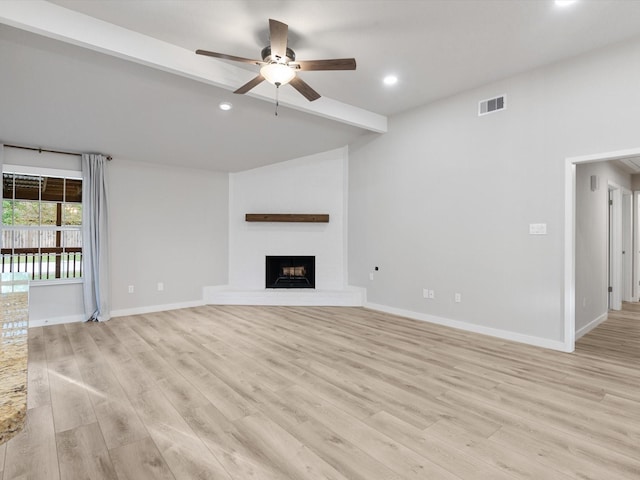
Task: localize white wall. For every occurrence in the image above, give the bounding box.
[109,159,228,315]
[228,147,348,290]
[348,36,640,347]
[575,161,631,335]
[1,148,229,324]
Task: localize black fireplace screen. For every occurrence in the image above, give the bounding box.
[265,256,315,289]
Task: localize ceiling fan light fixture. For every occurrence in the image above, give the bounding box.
[260,63,296,86]
[196,19,355,101]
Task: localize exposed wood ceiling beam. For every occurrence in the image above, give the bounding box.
[0,1,387,133]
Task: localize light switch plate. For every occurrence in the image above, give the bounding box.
[529,223,547,235]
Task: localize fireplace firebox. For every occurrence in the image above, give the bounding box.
[265,256,315,289]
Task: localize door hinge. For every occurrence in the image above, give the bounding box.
[608,286,613,293]
[609,199,613,206]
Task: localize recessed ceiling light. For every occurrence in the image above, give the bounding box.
[555,0,578,7]
[383,75,398,86]
[219,101,233,111]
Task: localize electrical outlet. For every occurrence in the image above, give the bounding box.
[454,293,462,303]
[157,282,164,291]
[423,288,428,298]
[128,285,134,294]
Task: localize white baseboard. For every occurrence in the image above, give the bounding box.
[364,302,568,352]
[575,312,608,340]
[29,314,86,328]
[203,285,366,306]
[29,300,207,327]
[29,294,568,353]
[110,300,206,318]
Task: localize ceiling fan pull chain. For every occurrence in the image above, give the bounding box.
[275,82,280,116]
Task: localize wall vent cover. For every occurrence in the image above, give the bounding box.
[479,95,506,116]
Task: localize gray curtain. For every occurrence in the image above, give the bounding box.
[82,154,110,321]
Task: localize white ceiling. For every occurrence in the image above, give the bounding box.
[611,156,640,174]
[2,0,640,171]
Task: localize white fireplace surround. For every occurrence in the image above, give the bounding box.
[203,285,365,306]
[204,146,365,306]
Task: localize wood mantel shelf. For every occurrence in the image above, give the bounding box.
[245,214,330,223]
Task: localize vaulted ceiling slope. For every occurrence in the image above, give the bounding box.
[2,0,640,171]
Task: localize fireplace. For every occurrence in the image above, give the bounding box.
[265,256,315,289]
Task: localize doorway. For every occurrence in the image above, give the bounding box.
[565,147,640,352]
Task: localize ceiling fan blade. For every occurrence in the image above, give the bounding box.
[289,76,321,101]
[269,19,288,60]
[293,58,357,71]
[196,49,262,65]
[234,75,265,94]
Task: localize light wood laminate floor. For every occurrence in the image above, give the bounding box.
[1,304,639,479]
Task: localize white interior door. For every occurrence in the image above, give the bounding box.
[608,183,622,311]
[622,189,633,302]
[634,191,640,302]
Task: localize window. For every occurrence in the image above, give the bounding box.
[2,168,83,280]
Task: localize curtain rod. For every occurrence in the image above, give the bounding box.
[3,143,112,161]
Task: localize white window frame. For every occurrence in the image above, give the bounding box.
[2,164,83,284]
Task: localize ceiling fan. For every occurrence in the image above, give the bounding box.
[196,19,356,102]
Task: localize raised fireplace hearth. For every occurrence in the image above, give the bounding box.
[266,256,315,289]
